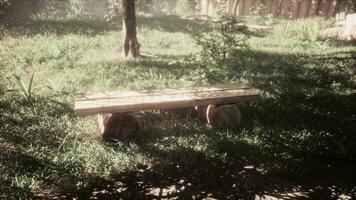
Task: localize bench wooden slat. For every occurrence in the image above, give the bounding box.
[76,85,252,101]
[74,86,260,116]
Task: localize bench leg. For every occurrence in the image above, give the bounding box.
[97,113,140,141]
[195,104,241,129]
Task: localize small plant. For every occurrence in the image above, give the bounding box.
[198,21,249,64]
[13,73,35,102]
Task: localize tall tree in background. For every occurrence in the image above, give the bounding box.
[122,0,140,58]
[0,0,11,17]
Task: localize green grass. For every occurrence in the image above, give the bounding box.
[1,16,356,199]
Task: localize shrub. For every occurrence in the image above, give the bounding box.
[193,19,250,82]
[344,0,356,13]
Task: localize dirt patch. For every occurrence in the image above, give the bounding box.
[102,50,159,60]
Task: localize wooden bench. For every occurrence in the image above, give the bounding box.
[74,85,261,140]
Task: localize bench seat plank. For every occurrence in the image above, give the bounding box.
[74,85,260,116]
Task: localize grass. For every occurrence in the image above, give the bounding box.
[0,15,356,199]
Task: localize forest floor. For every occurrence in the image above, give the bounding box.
[0,15,356,199]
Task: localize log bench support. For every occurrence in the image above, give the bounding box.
[195,104,241,129]
[98,113,140,141]
[99,104,242,141]
[75,85,260,141]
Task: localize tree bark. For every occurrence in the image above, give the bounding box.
[226,0,233,16]
[232,0,239,16]
[320,0,331,17]
[201,0,209,15]
[299,0,311,18]
[208,0,216,16]
[122,0,140,58]
[265,0,274,13]
[280,0,291,17]
[291,0,301,18]
[272,0,281,16]
[238,0,245,15]
[244,0,254,15]
[327,0,338,17]
[309,0,320,16]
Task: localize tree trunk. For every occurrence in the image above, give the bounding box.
[327,0,338,17]
[309,0,320,16]
[208,0,216,16]
[272,0,281,16]
[232,0,239,16]
[122,0,140,58]
[152,0,161,16]
[265,0,274,13]
[299,0,311,18]
[201,0,209,15]
[280,0,291,17]
[320,0,331,17]
[226,0,234,16]
[291,0,301,18]
[244,0,254,15]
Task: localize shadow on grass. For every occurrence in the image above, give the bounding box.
[0,91,84,199]
[237,50,356,167]
[52,138,356,199]
[0,94,73,146]
[1,47,355,198]
[0,141,85,199]
[322,39,356,47]
[242,50,356,150]
[53,49,356,199]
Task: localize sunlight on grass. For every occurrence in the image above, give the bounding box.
[1,15,355,199]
